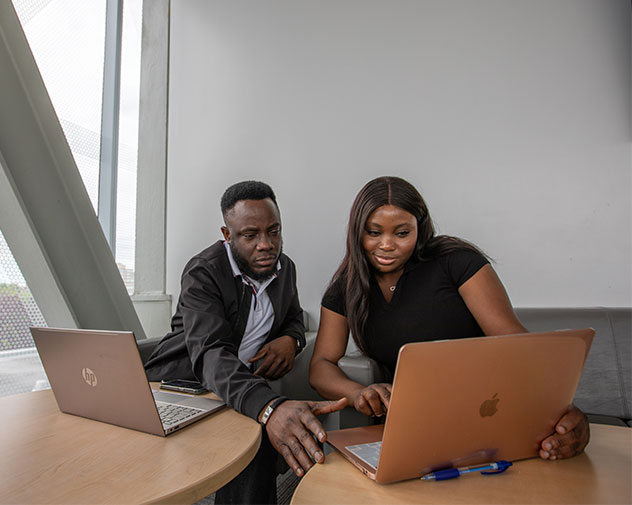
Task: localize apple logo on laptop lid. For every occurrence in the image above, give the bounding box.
[479,393,499,417]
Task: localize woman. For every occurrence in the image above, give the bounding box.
[309,176,589,460]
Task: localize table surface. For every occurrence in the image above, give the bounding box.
[291,423,632,504]
[0,386,261,505]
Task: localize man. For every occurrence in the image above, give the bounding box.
[145,181,345,504]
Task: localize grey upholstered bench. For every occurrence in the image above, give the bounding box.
[137,307,631,428]
[515,308,631,427]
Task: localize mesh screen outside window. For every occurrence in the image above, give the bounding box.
[0,231,49,398]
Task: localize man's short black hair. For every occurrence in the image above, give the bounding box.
[220,180,278,218]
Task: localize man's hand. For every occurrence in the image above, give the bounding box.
[265,398,347,477]
[539,405,590,460]
[249,335,297,380]
[352,383,392,417]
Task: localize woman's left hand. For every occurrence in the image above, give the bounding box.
[539,405,590,460]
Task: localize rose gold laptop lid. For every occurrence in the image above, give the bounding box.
[327,328,594,484]
[30,327,224,436]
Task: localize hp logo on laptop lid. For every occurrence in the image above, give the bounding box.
[82,368,98,387]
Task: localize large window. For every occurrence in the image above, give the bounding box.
[10,0,141,293]
[0,0,143,397]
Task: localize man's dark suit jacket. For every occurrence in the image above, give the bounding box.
[145,240,305,420]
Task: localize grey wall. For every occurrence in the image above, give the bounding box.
[167,1,631,329]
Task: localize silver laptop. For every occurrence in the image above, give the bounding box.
[30,327,225,436]
[327,328,594,483]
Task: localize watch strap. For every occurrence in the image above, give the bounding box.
[260,396,288,425]
[290,333,305,354]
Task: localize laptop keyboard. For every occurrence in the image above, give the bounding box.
[156,401,204,428]
[345,441,382,470]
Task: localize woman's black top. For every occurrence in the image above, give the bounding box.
[321,249,489,374]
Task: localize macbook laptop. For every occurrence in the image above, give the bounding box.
[327,328,594,484]
[30,327,225,436]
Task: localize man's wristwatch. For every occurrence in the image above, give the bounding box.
[260,396,288,425]
[290,334,304,354]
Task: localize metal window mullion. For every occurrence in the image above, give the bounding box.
[98,0,123,256]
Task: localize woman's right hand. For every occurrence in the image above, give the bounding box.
[310,307,392,417]
[352,383,392,417]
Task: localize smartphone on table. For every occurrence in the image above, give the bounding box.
[160,379,208,395]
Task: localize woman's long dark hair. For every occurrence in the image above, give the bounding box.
[330,176,485,355]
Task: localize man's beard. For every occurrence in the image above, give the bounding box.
[232,245,282,282]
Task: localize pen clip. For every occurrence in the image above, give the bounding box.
[480,460,512,475]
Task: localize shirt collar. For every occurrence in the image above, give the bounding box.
[223,241,281,285]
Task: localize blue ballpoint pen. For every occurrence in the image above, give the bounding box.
[421,460,512,481]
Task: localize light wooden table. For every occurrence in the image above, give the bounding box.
[0,386,261,505]
[292,424,631,504]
